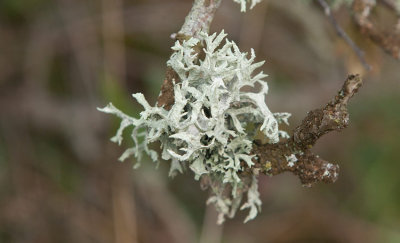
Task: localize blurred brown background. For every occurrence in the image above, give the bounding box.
[0,0,399,242]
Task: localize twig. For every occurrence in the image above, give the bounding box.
[179,0,223,38]
[155,0,365,187]
[157,0,222,109]
[252,74,363,186]
[316,0,371,71]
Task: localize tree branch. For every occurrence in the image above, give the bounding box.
[155,1,364,187]
[251,74,363,186]
[157,0,222,110]
[179,0,223,39]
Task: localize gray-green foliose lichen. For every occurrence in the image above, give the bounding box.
[98,30,290,224]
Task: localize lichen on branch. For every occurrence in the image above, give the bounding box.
[99,31,290,223]
[99,0,365,225]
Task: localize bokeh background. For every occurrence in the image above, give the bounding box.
[1,0,399,242]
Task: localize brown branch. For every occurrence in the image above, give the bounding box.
[353,0,400,60]
[316,0,371,71]
[157,0,222,110]
[155,1,364,187]
[251,74,363,186]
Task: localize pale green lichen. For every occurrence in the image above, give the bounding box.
[285,154,298,167]
[233,0,263,12]
[98,30,290,223]
[240,175,262,223]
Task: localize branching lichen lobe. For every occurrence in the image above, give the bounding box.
[157,0,221,109]
[100,30,291,223]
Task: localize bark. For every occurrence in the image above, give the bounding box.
[251,75,363,186]
[157,0,222,110]
[156,0,364,186]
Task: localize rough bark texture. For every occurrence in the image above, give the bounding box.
[179,0,223,39]
[251,74,363,186]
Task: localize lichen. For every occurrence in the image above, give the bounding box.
[323,163,334,177]
[98,30,290,223]
[233,0,263,12]
[285,154,298,167]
